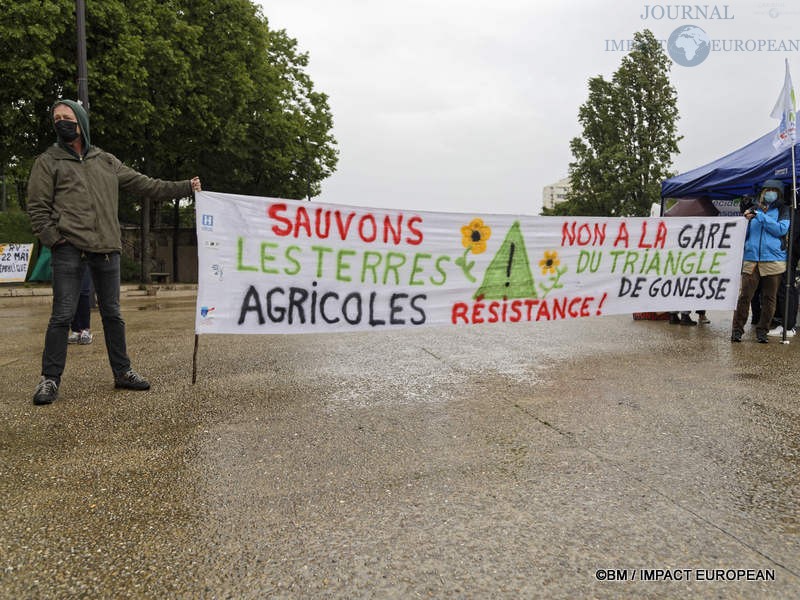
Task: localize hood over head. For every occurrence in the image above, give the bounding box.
[760,178,785,204]
[51,99,91,150]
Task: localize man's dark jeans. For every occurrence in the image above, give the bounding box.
[43,243,130,383]
[70,264,93,332]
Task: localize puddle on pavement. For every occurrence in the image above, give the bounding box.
[134,300,195,311]
[138,303,162,311]
[733,372,761,380]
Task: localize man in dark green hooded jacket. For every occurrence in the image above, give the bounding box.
[27,99,202,405]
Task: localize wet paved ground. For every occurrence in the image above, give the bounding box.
[1,290,799,599]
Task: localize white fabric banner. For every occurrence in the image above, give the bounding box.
[0,243,33,283]
[195,192,747,335]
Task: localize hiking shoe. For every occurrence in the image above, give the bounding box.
[757,331,769,344]
[68,331,80,344]
[731,331,742,343]
[697,313,710,324]
[669,313,680,325]
[33,377,59,405]
[679,314,697,326]
[78,329,93,345]
[114,369,150,390]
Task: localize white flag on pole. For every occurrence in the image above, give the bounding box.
[771,59,797,149]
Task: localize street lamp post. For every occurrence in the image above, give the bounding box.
[305,139,318,201]
[76,0,90,110]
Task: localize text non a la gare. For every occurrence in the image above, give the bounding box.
[561,221,667,249]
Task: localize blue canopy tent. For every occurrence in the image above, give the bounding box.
[661,128,799,337]
[661,128,799,203]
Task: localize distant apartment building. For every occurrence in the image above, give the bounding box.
[542,177,571,212]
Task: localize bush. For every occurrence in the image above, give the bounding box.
[120,253,141,283]
[3,210,145,282]
[0,211,34,243]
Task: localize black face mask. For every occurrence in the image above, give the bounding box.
[54,120,80,143]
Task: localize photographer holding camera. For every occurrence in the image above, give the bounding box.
[731,179,790,343]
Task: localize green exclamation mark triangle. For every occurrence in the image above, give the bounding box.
[475,221,536,300]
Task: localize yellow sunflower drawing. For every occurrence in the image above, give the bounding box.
[539,250,560,275]
[460,218,492,255]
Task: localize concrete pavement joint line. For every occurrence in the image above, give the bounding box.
[418,346,472,377]
[420,347,442,361]
[513,403,576,440]
[615,464,800,580]
[513,402,800,581]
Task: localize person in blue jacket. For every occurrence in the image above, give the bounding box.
[731,179,790,343]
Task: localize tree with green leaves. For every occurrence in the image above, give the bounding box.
[545,29,681,217]
[1,0,336,195]
[0,0,72,209]
[0,0,337,280]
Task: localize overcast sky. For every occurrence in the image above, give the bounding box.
[257,0,799,215]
